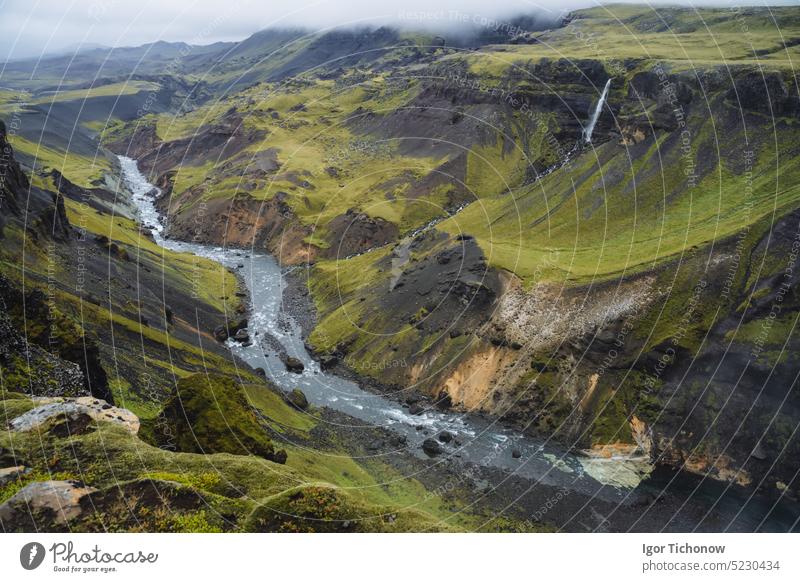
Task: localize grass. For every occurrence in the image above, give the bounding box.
[0,387,479,531]
[147,76,455,241]
[242,383,317,433]
[31,80,160,105]
[8,134,112,188]
[439,114,800,287]
[64,197,238,312]
[464,5,800,78]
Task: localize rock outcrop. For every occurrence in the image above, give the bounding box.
[0,120,71,241]
[9,397,140,435]
[0,480,97,527]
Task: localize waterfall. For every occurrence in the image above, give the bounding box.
[583,78,612,143]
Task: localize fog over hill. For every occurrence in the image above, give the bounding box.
[1,0,791,61]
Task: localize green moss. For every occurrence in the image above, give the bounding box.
[245,484,455,533]
[140,471,222,492]
[147,373,275,459]
[7,134,112,188]
[441,117,800,287]
[242,384,317,434]
[109,376,160,419]
[169,510,223,533]
[0,396,38,427]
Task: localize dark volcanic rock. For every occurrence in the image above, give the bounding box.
[367,439,384,451]
[438,431,454,443]
[324,208,399,257]
[269,449,288,464]
[319,354,339,370]
[213,325,229,342]
[286,388,309,410]
[435,390,453,409]
[130,109,266,177]
[422,438,443,457]
[284,357,305,373]
[729,70,799,115]
[0,121,71,242]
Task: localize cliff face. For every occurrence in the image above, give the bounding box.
[0,120,70,242]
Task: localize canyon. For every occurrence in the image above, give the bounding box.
[2,4,800,532]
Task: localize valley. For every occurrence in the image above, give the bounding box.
[2,4,800,533]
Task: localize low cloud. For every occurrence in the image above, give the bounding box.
[0,0,789,61]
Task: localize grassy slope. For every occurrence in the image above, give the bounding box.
[0,374,507,532]
[465,4,800,76]
[29,80,160,105]
[440,114,800,286]
[301,6,800,380]
[0,80,163,188]
[149,77,458,231]
[63,196,237,312]
[113,7,800,386]
[6,134,112,188]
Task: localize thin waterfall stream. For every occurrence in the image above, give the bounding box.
[583,78,612,143]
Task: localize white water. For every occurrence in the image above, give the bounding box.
[583,78,612,143]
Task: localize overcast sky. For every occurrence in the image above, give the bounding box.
[0,0,791,61]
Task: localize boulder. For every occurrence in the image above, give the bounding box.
[284,357,305,373]
[512,448,522,459]
[286,388,309,411]
[405,393,422,405]
[319,355,339,370]
[421,438,443,457]
[9,397,140,435]
[367,439,384,451]
[270,449,288,464]
[213,325,229,342]
[233,328,250,343]
[438,431,454,443]
[435,390,452,410]
[408,403,424,415]
[0,480,97,526]
[228,318,248,335]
